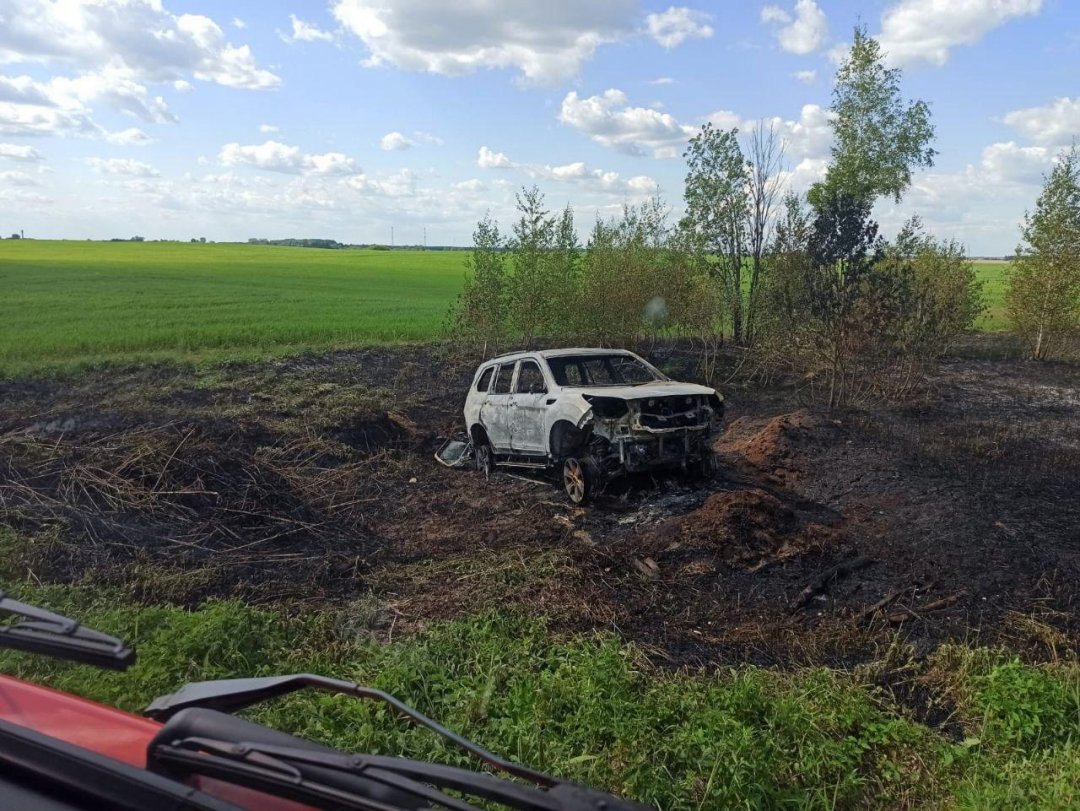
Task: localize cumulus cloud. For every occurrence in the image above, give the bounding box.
[477,146,514,168]
[645,6,714,48]
[259,124,279,133]
[1002,96,1080,146]
[331,0,636,84]
[104,127,154,146]
[380,130,442,150]
[793,69,816,83]
[978,140,1054,183]
[219,140,360,175]
[0,0,280,90]
[558,88,696,158]
[878,0,1042,67]
[475,146,655,193]
[87,157,161,177]
[760,0,828,54]
[0,169,38,186]
[0,143,43,161]
[283,15,336,43]
[346,168,418,197]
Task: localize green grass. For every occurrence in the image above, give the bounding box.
[0,240,467,376]
[0,241,1013,377]
[1,581,1076,810]
[973,261,1010,330]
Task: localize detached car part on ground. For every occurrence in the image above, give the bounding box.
[461,349,724,504]
[0,591,648,811]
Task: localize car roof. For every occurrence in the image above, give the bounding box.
[482,348,634,365]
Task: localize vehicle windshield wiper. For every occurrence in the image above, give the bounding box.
[145,675,650,811]
[0,592,135,671]
[150,725,649,811]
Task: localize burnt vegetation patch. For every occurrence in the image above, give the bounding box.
[0,341,1078,668]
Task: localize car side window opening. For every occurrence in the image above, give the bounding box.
[515,361,547,394]
[476,366,495,392]
[492,362,515,395]
[547,355,662,387]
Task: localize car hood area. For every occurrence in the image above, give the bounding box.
[568,381,720,401]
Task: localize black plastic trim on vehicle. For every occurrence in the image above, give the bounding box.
[0,718,242,811]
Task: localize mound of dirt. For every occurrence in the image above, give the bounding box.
[714,411,825,482]
[632,487,843,578]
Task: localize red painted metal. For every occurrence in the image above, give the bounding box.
[0,674,314,810]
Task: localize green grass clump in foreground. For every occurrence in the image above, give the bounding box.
[0,240,467,377]
[0,241,1011,377]
[1,583,1077,810]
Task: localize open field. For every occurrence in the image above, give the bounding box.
[0,240,1012,376]
[0,338,1077,807]
[0,240,466,376]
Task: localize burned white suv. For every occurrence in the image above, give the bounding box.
[464,348,723,503]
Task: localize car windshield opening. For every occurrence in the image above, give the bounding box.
[547,355,662,387]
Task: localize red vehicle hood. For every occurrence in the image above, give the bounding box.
[0,673,313,810]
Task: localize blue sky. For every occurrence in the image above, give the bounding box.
[0,0,1077,254]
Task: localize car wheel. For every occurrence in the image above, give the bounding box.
[475,443,495,478]
[688,451,715,481]
[562,456,600,505]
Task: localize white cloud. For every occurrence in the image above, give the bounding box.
[649,76,674,85]
[0,143,43,161]
[381,131,412,151]
[793,69,816,83]
[331,0,637,84]
[475,146,656,193]
[645,6,713,49]
[381,130,442,150]
[978,141,1054,183]
[878,0,1042,67]
[104,127,154,146]
[0,169,38,186]
[0,0,280,91]
[760,0,827,54]
[477,146,513,169]
[346,168,417,197]
[232,18,247,30]
[173,79,194,92]
[219,140,360,175]
[284,15,336,43]
[1002,96,1080,146]
[87,157,160,177]
[259,124,279,133]
[558,88,696,158]
[454,178,486,191]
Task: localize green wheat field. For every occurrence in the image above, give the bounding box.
[0,240,1010,377]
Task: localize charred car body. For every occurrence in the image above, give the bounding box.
[464,349,724,503]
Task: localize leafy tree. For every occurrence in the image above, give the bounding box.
[745,122,786,345]
[885,215,984,357]
[507,186,557,345]
[1007,146,1080,360]
[810,26,936,210]
[681,123,749,342]
[453,213,507,354]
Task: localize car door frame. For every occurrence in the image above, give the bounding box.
[481,361,516,451]
[508,357,551,455]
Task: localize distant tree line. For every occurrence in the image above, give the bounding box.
[448,26,996,403]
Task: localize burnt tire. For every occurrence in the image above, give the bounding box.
[562,456,600,505]
[475,442,495,478]
[688,451,716,481]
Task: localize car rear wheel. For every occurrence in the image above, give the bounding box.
[562,456,600,505]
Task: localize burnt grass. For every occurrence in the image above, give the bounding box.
[0,339,1077,670]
